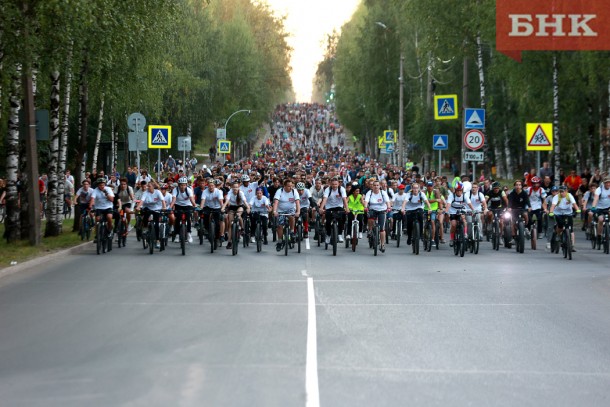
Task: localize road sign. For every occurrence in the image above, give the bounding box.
[216,128,226,140]
[432,134,448,150]
[526,123,553,151]
[128,112,146,131]
[178,136,191,152]
[434,95,458,120]
[384,130,396,143]
[128,131,148,152]
[464,129,485,150]
[464,151,484,162]
[386,143,395,153]
[464,108,485,129]
[218,140,231,154]
[378,136,386,149]
[148,125,172,149]
[19,109,50,141]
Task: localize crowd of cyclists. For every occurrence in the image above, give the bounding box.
[48,102,610,259]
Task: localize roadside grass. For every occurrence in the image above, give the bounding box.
[0,218,85,269]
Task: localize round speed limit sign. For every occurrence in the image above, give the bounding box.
[464,129,485,150]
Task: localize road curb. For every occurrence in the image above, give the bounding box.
[0,241,90,280]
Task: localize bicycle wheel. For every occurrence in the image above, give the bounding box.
[272,217,278,242]
[473,225,480,254]
[589,223,597,249]
[96,224,103,255]
[209,219,215,253]
[149,223,155,255]
[385,219,391,244]
[297,223,303,253]
[604,224,610,254]
[412,221,420,255]
[459,228,465,257]
[434,220,440,249]
[351,221,358,252]
[562,229,571,259]
[159,223,166,252]
[136,218,142,242]
[180,224,186,255]
[284,226,289,256]
[396,219,402,248]
[256,222,262,253]
[373,226,378,256]
[503,224,512,249]
[542,213,548,237]
[453,226,460,256]
[232,222,239,256]
[106,226,112,252]
[530,226,537,250]
[116,220,124,248]
[422,223,430,252]
[332,221,338,256]
[517,222,524,253]
[344,221,350,249]
[142,229,148,249]
[80,217,86,241]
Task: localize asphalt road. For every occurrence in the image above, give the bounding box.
[1,229,609,407]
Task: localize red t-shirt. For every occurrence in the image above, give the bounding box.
[564,175,582,192]
[38,179,45,194]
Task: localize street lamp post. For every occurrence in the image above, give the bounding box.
[222,109,251,163]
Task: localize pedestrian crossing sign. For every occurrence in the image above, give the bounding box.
[148,125,172,149]
[434,95,458,120]
[384,130,396,143]
[526,123,553,151]
[218,140,232,154]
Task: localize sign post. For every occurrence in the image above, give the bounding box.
[432,134,448,176]
[526,123,553,174]
[148,125,172,181]
[128,113,146,170]
[464,129,485,181]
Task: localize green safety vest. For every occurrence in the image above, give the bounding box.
[425,190,439,211]
[348,194,364,213]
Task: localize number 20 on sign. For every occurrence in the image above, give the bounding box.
[464,129,485,151]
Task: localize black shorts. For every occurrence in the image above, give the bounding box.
[554,214,573,230]
[95,208,113,217]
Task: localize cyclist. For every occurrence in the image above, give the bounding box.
[507,180,531,241]
[320,177,349,244]
[467,182,488,239]
[485,181,508,233]
[390,184,408,240]
[346,183,365,239]
[309,178,325,239]
[91,178,115,240]
[272,179,300,252]
[200,179,225,247]
[296,182,313,238]
[549,185,581,251]
[364,179,391,252]
[75,179,95,218]
[171,177,196,244]
[115,178,135,231]
[401,182,431,246]
[446,183,474,247]
[249,187,272,244]
[424,181,444,244]
[525,176,547,238]
[590,177,610,245]
[581,182,597,232]
[135,181,166,249]
[222,181,250,251]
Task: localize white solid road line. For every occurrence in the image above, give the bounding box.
[306,277,320,407]
[305,237,310,250]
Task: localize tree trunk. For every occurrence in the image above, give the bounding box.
[91,93,105,171]
[76,55,89,186]
[504,124,513,180]
[475,33,495,179]
[45,70,61,237]
[460,56,469,175]
[19,67,37,239]
[587,102,594,169]
[4,66,22,242]
[110,119,115,173]
[552,54,561,186]
[58,45,73,231]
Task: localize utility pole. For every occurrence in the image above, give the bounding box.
[398,52,405,168]
[461,56,469,176]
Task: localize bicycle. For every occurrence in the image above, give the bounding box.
[597,209,610,254]
[277,212,295,256]
[384,216,392,244]
[229,211,242,256]
[467,211,481,255]
[200,208,221,253]
[315,211,325,247]
[490,210,502,251]
[135,209,143,242]
[296,213,304,254]
[549,214,573,260]
[63,198,72,219]
[158,210,170,252]
[392,211,403,248]
[407,209,423,255]
[141,210,159,255]
[325,210,345,256]
[175,207,192,256]
[423,210,433,252]
[116,208,128,248]
[79,208,93,241]
[586,213,598,249]
[253,213,266,253]
[348,210,362,252]
[242,212,251,249]
[269,215,278,243]
[367,209,385,256]
[514,210,527,254]
[95,215,112,255]
[502,210,512,249]
[453,209,467,257]
[529,214,538,250]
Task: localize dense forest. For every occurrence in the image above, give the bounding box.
[313,0,610,178]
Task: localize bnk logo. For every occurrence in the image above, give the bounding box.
[496,0,610,62]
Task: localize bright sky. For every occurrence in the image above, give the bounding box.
[264,0,361,102]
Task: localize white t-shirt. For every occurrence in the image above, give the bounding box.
[274,188,299,214]
[552,193,576,215]
[201,188,223,209]
[404,190,427,211]
[75,187,93,205]
[173,186,194,207]
[324,186,346,209]
[365,190,390,211]
[91,187,114,210]
[595,185,610,209]
[140,190,164,211]
[161,193,173,208]
[526,187,546,211]
[299,189,311,209]
[469,190,486,211]
[64,180,74,196]
[240,182,258,204]
[226,189,247,206]
[447,192,471,215]
[249,196,271,216]
[392,192,408,211]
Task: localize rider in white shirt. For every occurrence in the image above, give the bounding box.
[200,179,225,245]
[446,183,474,247]
[273,179,301,252]
[320,177,349,244]
[91,178,115,238]
[400,182,431,246]
[364,179,391,252]
[249,188,271,244]
[589,177,610,246]
[549,185,581,251]
[171,177,196,243]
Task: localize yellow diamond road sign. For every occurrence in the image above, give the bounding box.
[218,140,232,154]
[526,123,553,151]
[148,125,172,149]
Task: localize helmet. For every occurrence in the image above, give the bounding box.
[426,181,433,186]
[558,185,567,191]
[352,182,359,188]
[178,177,188,184]
[96,178,106,184]
[296,182,305,190]
[454,182,463,191]
[241,175,250,182]
[531,176,541,183]
[492,181,500,189]
[551,186,559,192]
[160,183,168,189]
